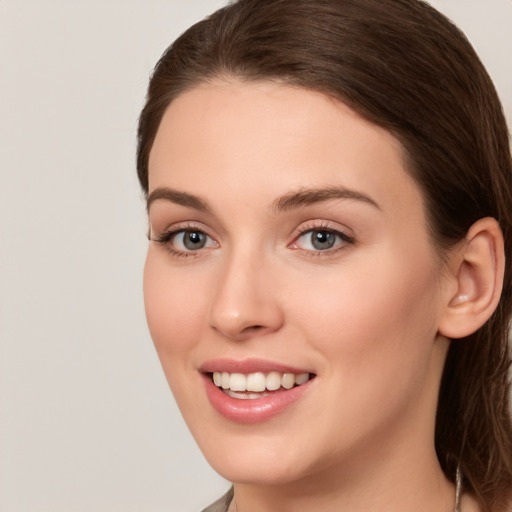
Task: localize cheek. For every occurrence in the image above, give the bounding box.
[143,250,208,360]
[290,250,440,384]
[283,254,441,450]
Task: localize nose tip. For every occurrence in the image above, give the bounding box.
[208,263,284,341]
[210,305,281,341]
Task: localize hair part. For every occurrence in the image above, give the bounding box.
[137,1,512,509]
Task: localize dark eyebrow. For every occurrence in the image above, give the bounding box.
[147,185,379,214]
[272,186,381,212]
[146,187,213,213]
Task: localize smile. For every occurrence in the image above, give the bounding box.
[200,361,316,423]
[212,371,311,399]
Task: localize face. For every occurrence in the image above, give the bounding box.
[144,80,450,488]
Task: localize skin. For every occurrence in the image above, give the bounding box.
[144,80,480,512]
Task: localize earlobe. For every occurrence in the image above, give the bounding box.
[438,217,505,339]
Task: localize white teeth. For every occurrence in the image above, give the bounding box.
[266,371,282,391]
[281,373,295,390]
[230,373,246,392]
[211,371,311,393]
[295,373,309,385]
[247,372,266,392]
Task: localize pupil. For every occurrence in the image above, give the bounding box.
[312,230,335,250]
[184,231,205,250]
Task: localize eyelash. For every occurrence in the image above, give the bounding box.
[152,224,217,259]
[289,222,356,257]
[151,222,356,258]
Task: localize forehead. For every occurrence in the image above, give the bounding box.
[148,80,424,220]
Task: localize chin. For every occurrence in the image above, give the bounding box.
[191,427,301,484]
[210,456,308,486]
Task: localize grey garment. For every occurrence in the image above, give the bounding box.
[201,487,234,512]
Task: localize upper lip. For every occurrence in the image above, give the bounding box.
[199,358,314,375]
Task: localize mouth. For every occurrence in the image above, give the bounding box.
[209,371,314,400]
[199,360,317,423]
[199,358,317,423]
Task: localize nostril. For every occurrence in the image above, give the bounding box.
[242,325,264,333]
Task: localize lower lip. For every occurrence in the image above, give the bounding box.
[203,374,314,424]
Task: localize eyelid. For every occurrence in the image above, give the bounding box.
[288,220,356,253]
[150,222,219,257]
[149,220,212,240]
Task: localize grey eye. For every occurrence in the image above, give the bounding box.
[310,230,336,250]
[293,228,353,252]
[180,230,207,250]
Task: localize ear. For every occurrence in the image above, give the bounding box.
[438,217,505,339]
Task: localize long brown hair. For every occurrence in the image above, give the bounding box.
[136,1,512,509]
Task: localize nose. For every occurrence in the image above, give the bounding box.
[208,251,284,341]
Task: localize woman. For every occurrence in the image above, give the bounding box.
[137,0,512,511]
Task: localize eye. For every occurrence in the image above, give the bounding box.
[174,230,210,250]
[153,228,218,255]
[291,228,354,252]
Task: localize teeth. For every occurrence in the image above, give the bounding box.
[295,372,309,385]
[230,373,246,392]
[266,371,281,391]
[247,372,266,392]
[211,371,310,393]
[281,373,295,390]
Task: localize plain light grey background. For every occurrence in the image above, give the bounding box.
[0,1,511,511]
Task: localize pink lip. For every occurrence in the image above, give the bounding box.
[199,359,316,424]
[199,358,312,375]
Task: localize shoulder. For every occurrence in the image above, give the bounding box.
[201,487,234,512]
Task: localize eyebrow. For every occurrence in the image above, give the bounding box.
[272,186,381,212]
[146,185,380,214]
[146,187,213,213]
